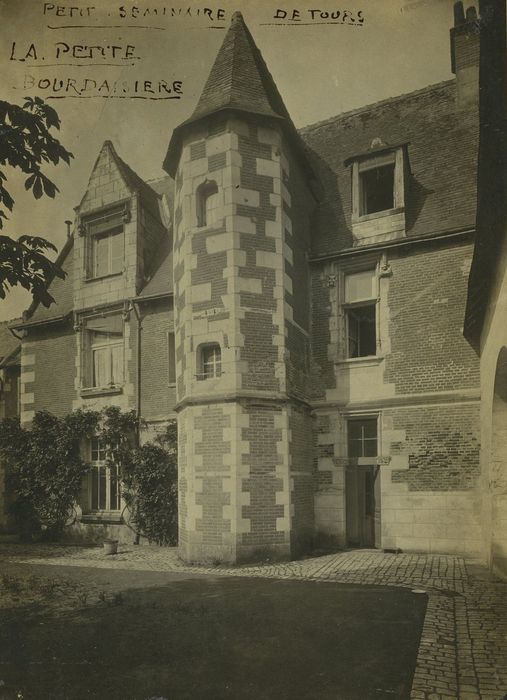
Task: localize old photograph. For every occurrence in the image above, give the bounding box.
[0,0,506,697]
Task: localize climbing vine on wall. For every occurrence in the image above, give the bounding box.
[0,410,99,540]
[0,407,178,545]
[121,422,178,546]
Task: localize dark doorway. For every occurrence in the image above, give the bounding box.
[346,418,381,548]
[346,464,381,547]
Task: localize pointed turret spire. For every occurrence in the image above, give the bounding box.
[189,10,290,124]
[164,12,300,176]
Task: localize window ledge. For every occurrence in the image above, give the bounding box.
[80,512,123,525]
[84,272,123,283]
[335,355,384,368]
[80,386,123,398]
[352,207,404,224]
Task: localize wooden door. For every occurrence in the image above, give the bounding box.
[346,465,379,548]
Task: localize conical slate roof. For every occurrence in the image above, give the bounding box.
[190,11,290,123]
[163,12,312,178]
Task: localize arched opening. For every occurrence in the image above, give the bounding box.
[196,180,219,228]
[490,346,507,578]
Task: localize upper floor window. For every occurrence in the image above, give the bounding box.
[82,314,124,389]
[92,228,123,277]
[344,270,377,359]
[360,163,395,216]
[348,144,407,245]
[196,180,219,227]
[82,206,127,279]
[198,343,221,380]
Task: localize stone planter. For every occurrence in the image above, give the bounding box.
[103,539,119,555]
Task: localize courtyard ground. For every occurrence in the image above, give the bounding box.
[0,544,505,700]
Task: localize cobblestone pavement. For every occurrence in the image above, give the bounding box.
[0,543,505,700]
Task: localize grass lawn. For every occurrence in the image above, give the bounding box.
[0,564,427,700]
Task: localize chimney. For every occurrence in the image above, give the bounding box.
[450,1,480,108]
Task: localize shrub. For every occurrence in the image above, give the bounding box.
[0,408,178,545]
[121,422,178,546]
[0,410,99,539]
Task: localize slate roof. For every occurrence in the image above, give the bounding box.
[163,12,313,178]
[19,17,481,323]
[0,319,21,366]
[301,79,479,256]
[136,231,173,300]
[19,159,172,327]
[25,238,75,325]
[190,11,291,124]
[105,141,163,224]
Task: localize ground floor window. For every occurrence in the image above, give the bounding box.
[86,437,121,512]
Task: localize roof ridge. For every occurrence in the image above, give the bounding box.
[107,142,161,199]
[300,78,455,135]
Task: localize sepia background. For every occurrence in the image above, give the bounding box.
[0,0,455,320]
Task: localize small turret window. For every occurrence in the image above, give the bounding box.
[197,343,222,380]
[197,180,219,227]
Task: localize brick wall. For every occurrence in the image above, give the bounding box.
[139,299,176,420]
[389,404,480,491]
[384,240,480,394]
[23,325,76,419]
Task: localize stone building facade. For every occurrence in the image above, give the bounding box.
[464,0,507,579]
[0,4,489,562]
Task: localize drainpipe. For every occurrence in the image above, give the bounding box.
[128,300,142,446]
[126,299,142,545]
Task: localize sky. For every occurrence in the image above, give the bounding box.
[0,0,457,321]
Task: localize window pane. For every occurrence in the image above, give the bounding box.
[110,344,123,385]
[347,306,376,358]
[348,419,378,459]
[93,347,110,387]
[205,191,219,226]
[91,468,98,510]
[363,439,378,457]
[98,466,107,510]
[109,465,120,511]
[201,344,221,379]
[110,230,123,274]
[91,437,100,461]
[345,270,375,303]
[361,164,395,215]
[93,235,109,277]
[362,419,378,439]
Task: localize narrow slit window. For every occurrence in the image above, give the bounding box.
[197,181,219,227]
[168,331,176,385]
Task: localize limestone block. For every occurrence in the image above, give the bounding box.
[191,283,212,304]
[256,158,279,179]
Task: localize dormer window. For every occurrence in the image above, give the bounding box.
[82,205,127,279]
[348,144,408,246]
[360,162,395,215]
[197,180,219,227]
